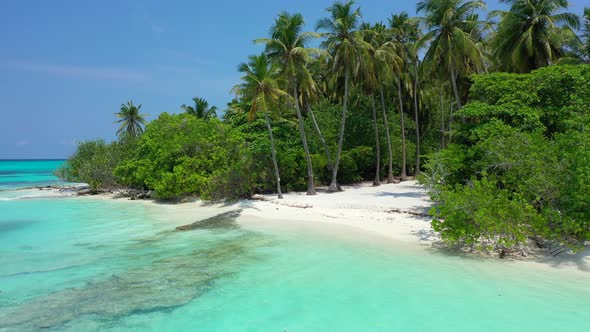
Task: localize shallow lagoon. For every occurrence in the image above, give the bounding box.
[0,161,589,331]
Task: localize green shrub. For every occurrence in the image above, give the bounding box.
[424,65,590,251]
[56,139,135,190]
[431,178,545,252]
[115,113,254,200]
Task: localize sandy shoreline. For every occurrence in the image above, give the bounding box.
[235,181,589,275]
[5,180,589,275]
[109,180,589,275]
[238,181,437,246]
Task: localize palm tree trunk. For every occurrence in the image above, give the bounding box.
[264,112,283,199]
[413,65,420,176]
[307,98,334,174]
[371,94,381,186]
[329,68,349,192]
[449,84,454,142]
[450,62,462,110]
[396,76,407,181]
[379,85,394,183]
[292,82,316,195]
[439,87,445,149]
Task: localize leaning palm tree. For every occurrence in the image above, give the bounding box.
[115,101,147,138]
[257,12,323,195]
[181,97,218,119]
[491,0,580,73]
[232,54,288,199]
[417,0,486,110]
[317,0,366,192]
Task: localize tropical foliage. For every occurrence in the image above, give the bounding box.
[56,139,137,190]
[422,65,590,254]
[115,101,147,138]
[115,114,253,200]
[59,0,589,253]
[181,97,218,119]
[232,54,289,199]
[491,0,580,73]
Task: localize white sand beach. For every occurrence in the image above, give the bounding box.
[238,181,437,245]
[114,179,587,276]
[232,181,590,276]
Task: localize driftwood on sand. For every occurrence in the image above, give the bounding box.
[386,208,430,217]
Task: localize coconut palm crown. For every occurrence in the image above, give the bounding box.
[181,97,218,119]
[491,0,580,73]
[115,101,148,138]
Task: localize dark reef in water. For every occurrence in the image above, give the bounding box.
[0,220,37,234]
[0,209,271,331]
[175,209,242,231]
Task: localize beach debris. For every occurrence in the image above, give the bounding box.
[551,247,567,257]
[386,208,429,217]
[76,189,92,195]
[251,194,270,201]
[272,201,313,209]
[116,189,153,200]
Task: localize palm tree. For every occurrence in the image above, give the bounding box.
[387,13,426,176]
[379,77,397,183]
[115,101,147,138]
[583,7,590,61]
[360,23,400,185]
[407,32,424,176]
[317,0,365,192]
[181,97,218,119]
[360,23,380,186]
[301,57,336,175]
[389,12,421,180]
[257,12,323,195]
[417,0,486,109]
[232,54,288,199]
[436,80,450,149]
[362,23,402,183]
[491,0,580,73]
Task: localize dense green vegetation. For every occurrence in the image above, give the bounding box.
[58,0,589,252]
[423,65,590,253]
[113,114,252,200]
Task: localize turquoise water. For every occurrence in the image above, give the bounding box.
[0,160,64,190]
[0,161,589,331]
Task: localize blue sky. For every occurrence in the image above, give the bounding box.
[0,0,587,158]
